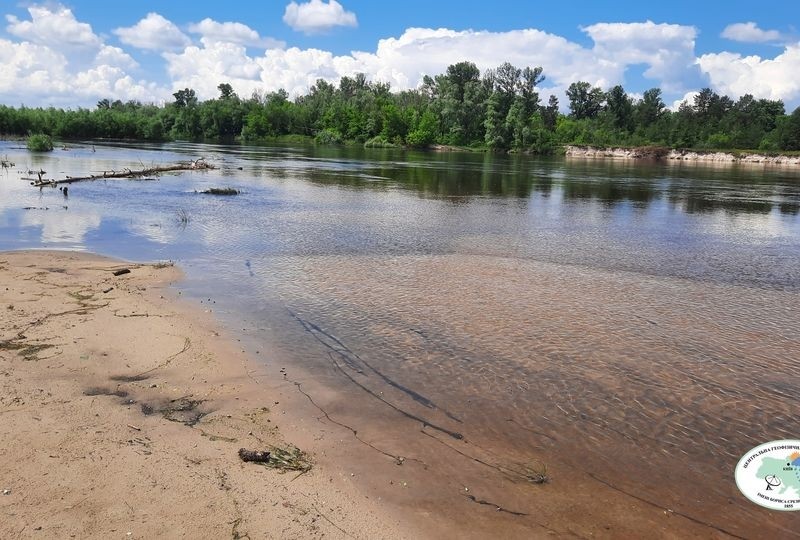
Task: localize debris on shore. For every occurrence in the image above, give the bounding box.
[238,448,271,463]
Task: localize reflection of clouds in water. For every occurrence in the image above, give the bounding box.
[20,209,101,244]
[709,208,796,242]
[128,219,181,245]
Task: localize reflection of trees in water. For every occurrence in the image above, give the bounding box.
[667,182,800,215]
[303,152,541,198]
[558,178,658,205]
[295,146,800,215]
[677,194,774,214]
[531,176,552,196]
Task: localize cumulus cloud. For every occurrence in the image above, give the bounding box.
[721,22,783,43]
[582,21,703,93]
[283,0,357,34]
[161,27,600,100]
[114,12,191,51]
[0,5,167,107]
[163,41,265,98]
[6,5,100,48]
[698,45,800,104]
[188,18,284,49]
[3,3,800,110]
[162,25,698,102]
[95,45,139,70]
[670,91,700,111]
[0,35,165,106]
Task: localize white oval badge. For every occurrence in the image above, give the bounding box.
[735,440,800,511]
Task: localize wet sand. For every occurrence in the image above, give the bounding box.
[249,253,800,538]
[0,251,408,539]
[2,250,799,539]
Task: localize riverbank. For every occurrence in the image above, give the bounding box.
[4,252,797,540]
[0,251,407,539]
[565,144,800,165]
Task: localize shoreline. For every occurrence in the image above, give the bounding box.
[3,250,799,539]
[0,250,409,539]
[565,144,800,165]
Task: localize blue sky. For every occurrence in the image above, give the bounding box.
[1,1,799,109]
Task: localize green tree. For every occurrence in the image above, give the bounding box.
[567,82,604,120]
[779,106,800,150]
[605,85,634,132]
[406,109,439,147]
[217,83,235,100]
[541,95,559,131]
[172,88,198,108]
[484,91,506,149]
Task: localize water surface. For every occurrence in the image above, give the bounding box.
[1,140,799,536]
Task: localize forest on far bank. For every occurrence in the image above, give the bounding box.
[2,61,800,153]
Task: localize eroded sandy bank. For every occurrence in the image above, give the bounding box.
[565,145,800,165]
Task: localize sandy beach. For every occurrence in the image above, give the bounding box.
[0,251,408,539]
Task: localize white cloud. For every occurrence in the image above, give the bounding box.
[0,35,165,106]
[0,39,66,93]
[162,24,700,103]
[698,45,800,105]
[283,0,357,34]
[0,5,174,106]
[161,27,606,101]
[163,42,265,98]
[670,91,700,111]
[95,45,139,70]
[3,3,800,111]
[721,22,783,43]
[114,12,191,51]
[188,18,284,49]
[6,5,100,48]
[582,21,701,93]
[0,7,165,108]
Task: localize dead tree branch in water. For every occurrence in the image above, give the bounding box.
[29,158,214,187]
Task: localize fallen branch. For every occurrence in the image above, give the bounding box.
[31,158,214,187]
[463,494,528,516]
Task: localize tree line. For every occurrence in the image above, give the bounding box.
[1,62,799,152]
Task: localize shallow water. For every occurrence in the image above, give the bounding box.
[2,140,799,535]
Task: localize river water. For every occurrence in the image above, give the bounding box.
[1,140,799,537]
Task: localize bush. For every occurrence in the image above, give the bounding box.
[706,133,733,149]
[314,128,342,145]
[363,136,399,148]
[27,134,54,152]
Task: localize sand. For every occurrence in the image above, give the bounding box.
[0,251,408,539]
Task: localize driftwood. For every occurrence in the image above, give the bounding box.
[238,448,271,463]
[199,187,239,195]
[30,158,214,187]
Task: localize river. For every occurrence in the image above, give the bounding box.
[1,140,799,537]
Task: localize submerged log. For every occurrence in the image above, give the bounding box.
[30,158,214,187]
